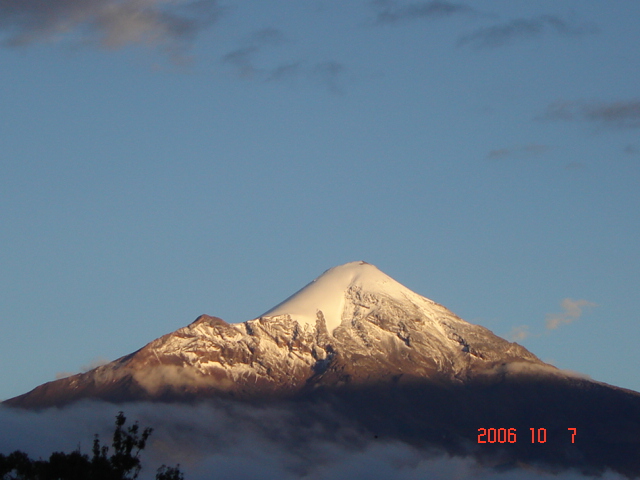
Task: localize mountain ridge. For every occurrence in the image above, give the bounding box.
[5,261,640,477]
[5,261,548,407]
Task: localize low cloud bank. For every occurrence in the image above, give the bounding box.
[0,400,628,480]
[475,361,593,382]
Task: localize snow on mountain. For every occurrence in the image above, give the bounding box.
[262,261,429,331]
[4,261,549,407]
[7,261,640,478]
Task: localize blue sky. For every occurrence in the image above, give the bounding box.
[1,0,639,401]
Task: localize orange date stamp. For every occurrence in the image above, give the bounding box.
[477,428,577,443]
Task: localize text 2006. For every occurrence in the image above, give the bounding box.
[477,428,577,443]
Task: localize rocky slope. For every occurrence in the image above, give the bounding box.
[5,261,640,477]
[6,261,549,407]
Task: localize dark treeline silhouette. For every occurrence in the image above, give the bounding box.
[0,412,183,480]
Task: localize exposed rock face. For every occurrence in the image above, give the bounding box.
[5,262,549,407]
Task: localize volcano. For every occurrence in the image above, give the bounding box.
[5,261,549,405]
[4,261,640,477]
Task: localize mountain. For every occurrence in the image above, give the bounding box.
[5,261,547,406]
[4,261,640,478]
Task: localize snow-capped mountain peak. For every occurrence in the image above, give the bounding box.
[5,261,547,407]
[7,263,640,479]
[261,261,427,332]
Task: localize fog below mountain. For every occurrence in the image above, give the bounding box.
[0,400,629,480]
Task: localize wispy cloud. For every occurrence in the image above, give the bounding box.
[310,61,348,94]
[486,144,551,160]
[458,15,597,49]
[80,357,110,373]
[584,101,640,129]
[221,45,261,78]
[55,357,110,381]
[221,29,346,94]
[248,27,286,46]
[545,298,597,330]
[371,0,477,25]
[507,325,531,342]
[0,0,221,56]
[267,61,302,82]
[221,28,296,79]
[508,298,597,341]
[222,53,345,93]
[539,100,640,130]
